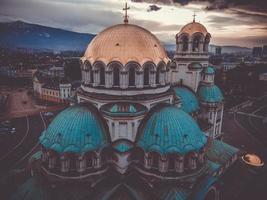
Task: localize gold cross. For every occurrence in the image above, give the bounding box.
[123,2,130,24]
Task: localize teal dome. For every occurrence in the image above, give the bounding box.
[203,66,215,74]
[173,86,199,113]
[137,105,207,154]
[198,85,223,103]
[39,105,109,154]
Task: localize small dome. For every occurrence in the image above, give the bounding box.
[242,154,264,167]
[178,21,209,37]
[188,62,202,70]
[39,105,109,154]
[198,85,223,103]
[203,66,215,74]
[173,86,199,114]
[82,24,169,66]
[137,105,207,154]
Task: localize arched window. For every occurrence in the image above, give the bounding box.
[193,35,201,52]
[99,66,105,85]
[203,36,210,52]
[144,66,151,86]
[113,66,120,86]
[129,66,136,86]
[205,188,216,200]
[182,36,189,51]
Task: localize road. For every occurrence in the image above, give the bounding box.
[0,113,45,176]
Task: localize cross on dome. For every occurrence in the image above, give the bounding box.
[193,11,196,22]
[123,2,130,24]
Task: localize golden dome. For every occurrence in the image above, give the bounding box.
[242,154,264,167]
[178,21,209,37]
[82,24,169,66]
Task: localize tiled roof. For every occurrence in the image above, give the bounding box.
[137,105,207,154]
[39,105,109,154]
[173,86,199,113]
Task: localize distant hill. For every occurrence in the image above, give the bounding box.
[166,44,251,54]
[0,21,95,52]
[209,45,251,54]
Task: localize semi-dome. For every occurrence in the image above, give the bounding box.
[82,24,169,66]
[173,86,199,114]
[198,85,223,103]
[39,105,109,154]
[137,105,207,154]
[178,21,209,37]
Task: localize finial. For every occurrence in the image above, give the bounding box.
[193,11,196,23]
[123,2,130,24]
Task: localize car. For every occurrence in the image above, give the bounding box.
[44,112,54,117]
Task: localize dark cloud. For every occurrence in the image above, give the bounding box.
[131,0,267,17]
[147,4,162,12]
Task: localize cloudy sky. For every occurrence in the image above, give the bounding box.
[1,0,267,47]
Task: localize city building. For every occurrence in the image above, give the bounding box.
[252,47,263,57]
[215,47,222,55]
[13,7,239,200]
[33,67,74,104]
[0,65,35,79]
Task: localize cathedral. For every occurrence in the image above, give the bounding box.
[13,4,239,200]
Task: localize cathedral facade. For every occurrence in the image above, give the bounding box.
[14,8,239,200]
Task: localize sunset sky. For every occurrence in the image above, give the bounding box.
[1,0,267,47]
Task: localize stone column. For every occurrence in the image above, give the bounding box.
[121,71,128,89]
[159,155,168,173]
[106,71,112,88]
[77,156,86,172]
[159,70,166,85]
[93,153,101,169]
[175,156,184,173]
[48,156,56,169]
[136,71,143,88]
[61,158,69,172]
[150,70,156,87]
[144,153,152,169]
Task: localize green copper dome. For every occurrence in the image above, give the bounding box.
[39,105,109,154]
[137,105,207,154]
[203,66,215,74]
[173,86,199,113]
[198,85,223,103]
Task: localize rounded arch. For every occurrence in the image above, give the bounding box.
[179,33,190,52]
[191,33,204,52]
[126,62,141,87]
[107,61,123,87]
[142,61,156,87]
[84,60,92,70]
[205,187,217,200]
[94,61,106,86]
